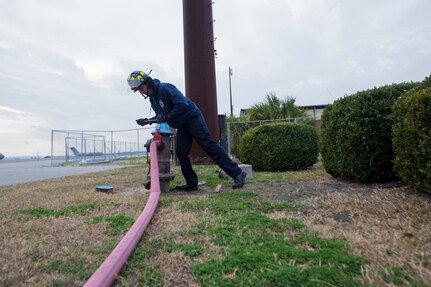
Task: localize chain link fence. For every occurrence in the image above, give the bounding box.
[50,127,155,166]
[51,117,320,166]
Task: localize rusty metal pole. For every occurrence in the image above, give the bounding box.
[229,66,233,117]
[183,0,219,164]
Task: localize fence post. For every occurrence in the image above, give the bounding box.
[80,131,84,162]
[137,129,140,158]
[64,136,67,164]
[227,122,231,158]
[110,131,114,162]
[103,136,107,160]
[51,130,54,167]
[93,135,96,161]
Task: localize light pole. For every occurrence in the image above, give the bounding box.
[229,66,233,117]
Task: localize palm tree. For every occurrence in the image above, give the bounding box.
[226,93,308,157]
[247,93,306,120]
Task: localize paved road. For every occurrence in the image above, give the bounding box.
[0,159,125,186]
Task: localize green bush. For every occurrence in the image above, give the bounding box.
[238,123,318,171]
[320,82,419,182]
[392,77,431,191]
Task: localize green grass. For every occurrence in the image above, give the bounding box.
[137,264,165,287]
[20,203,97,218]
[381,265,426,287]
[120,191,365,286]
[175,162,328,188]
[4,162,426,286]
[180,192,260,214]
[180,191,302,215]
[179,164,222,188]
[192,204,363,286]
[92,214,135,235]
[165,242,204,258]
[186,192,364,286]
[46,257,90,278]
[121,242,167,286]
[45,254,97,286]
[249,162,329,183]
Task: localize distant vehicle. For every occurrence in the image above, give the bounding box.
[0,153,4,160]
[69,147,104,157]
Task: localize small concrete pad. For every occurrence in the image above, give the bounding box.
[218,164,253,179]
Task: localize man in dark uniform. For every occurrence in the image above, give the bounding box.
[127,70,246,191]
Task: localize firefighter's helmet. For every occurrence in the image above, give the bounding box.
[127,70,151,92]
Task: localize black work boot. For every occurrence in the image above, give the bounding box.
[144,180,151,190]
[232,171,246,189]
[174,183,198,191]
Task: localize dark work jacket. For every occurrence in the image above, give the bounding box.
[149,79,200,129]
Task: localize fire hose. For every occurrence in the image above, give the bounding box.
[84,138,162,287]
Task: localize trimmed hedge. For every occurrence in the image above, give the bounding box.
[320,82,419,182]
[392,77,431,191]
[238,123,318,171]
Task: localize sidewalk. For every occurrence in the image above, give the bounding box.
[0,159,125,186]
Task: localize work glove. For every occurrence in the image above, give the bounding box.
[156,114,169,123]
[136,118,150,126]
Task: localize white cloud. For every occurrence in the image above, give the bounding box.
[0,105,25,114]
[0,0,430,155]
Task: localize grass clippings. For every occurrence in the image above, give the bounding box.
[0,160,430,286]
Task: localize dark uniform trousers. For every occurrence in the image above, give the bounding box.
[176,112,242,186]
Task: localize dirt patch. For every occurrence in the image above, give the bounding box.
[113,187,149,196]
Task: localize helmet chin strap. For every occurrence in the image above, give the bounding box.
[138,83,150,99]
[140,90,149,99]
[140,86,153,99]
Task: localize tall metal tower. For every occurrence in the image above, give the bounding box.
[183,0,219,163]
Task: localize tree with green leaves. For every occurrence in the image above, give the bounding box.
[247,92,307,120]
[225,93,308,157]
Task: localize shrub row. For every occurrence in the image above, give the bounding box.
[392,77,431,191]
[238,123,318,171]
[320,82,420,182]
[235,76,429,191]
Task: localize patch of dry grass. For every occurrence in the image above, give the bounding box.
[0,165,149,286]
[150,251,200,286]
[252,162,330,184]
[262,184,431,286]
[141,199,224,255]
[1,161,430,286]
[148,201,200,237]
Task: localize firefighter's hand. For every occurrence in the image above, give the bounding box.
[156,114,169,123]
[136,118,150,126]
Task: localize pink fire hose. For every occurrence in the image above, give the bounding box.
[84,140,161,287]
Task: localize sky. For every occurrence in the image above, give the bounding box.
[0,0,430,156]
